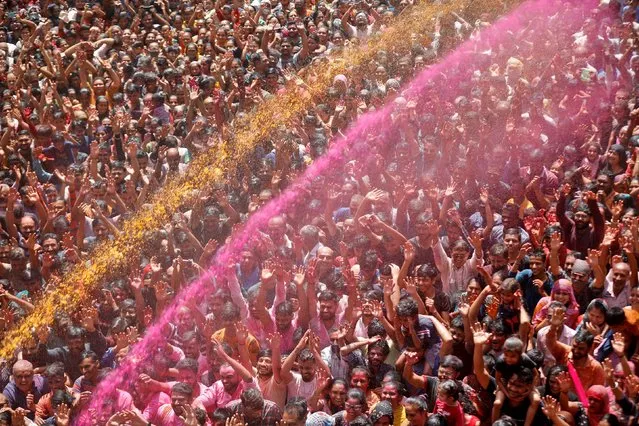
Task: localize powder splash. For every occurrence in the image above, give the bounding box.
[81,0,597,423]
[0,0,491,359]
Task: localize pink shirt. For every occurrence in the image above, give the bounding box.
[155,404,185,426]
[76,390,136,425]
[156,404,215,426]
[193,379,257,414]
[310,312,345,348]
[142,392,171,425]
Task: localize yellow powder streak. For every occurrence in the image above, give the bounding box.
[0,0,516,358]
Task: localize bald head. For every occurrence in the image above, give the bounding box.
[13,360,34,392]
[13,360,33,374]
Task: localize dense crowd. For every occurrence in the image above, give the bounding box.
[0,0,638,425]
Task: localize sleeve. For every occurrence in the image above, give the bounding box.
[227,271,249,320]
[432,239,451,291]
[269,280,287,319]
[515,270,530,285]
[35,394,50,418]
[100,347,116,369]
[113,134,126,162]
[556,194,574,235]
[193,387,217,412]
[31,158,53,183]
[468,247,482,270]
[616,396,636,416]
[37,344,64,364]
[72,377,82,394]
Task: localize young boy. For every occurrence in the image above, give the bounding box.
[491,337,539,426]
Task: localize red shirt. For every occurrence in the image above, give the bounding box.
[433,399,464,426]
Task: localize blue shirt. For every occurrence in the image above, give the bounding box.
[515,269,554,315]
[3,375,49,419]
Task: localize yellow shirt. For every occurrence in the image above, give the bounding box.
[507,198,533,219]
[212,328,260,364]
[393,405,408,426]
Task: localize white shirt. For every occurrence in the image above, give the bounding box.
[604,270,632,309]
[432,239,482,296]
[537,324,576,373]
[286,371,316,403]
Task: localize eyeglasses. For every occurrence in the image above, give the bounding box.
[345,403,362,410]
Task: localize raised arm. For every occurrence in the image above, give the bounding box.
[402,351,427,388]
[471,322,492,389]
[211,337,254,381]
[429,314,453,356]
[280,330,310,384]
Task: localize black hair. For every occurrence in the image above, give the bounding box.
[368,339,390,357]
[396,298,418,317]
[440,355,463,373]
[607,307,626,327]
[367,318,386,338]
[172,382,194,397]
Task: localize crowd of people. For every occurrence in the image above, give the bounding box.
[0,0,638,424]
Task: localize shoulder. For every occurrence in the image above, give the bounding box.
[516,270,532,280]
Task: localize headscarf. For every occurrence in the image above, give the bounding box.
[369,400,394,424]
[306,412,335,426]
[586,385,611,426]
[537,279,580,328]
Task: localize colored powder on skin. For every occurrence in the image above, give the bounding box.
[0,0,490,359]
[81,0,599,423]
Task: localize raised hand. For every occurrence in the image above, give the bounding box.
[315,368,331,391]
[404,350,421,366]
[550,308,565,329]
[266,333,281,349]
[225,413,247,426]
[612,332,626,356]
[404,276,418,295]
[517,242,533,260]
[479,186,489,204]
[56,403,71,426]
[261,261,275,285]
[541,396,559,421]
[402,241,415,261]
[365,188,386,202]
[469,230,483,251]
[549,231,562,252]
[471,322,492,346]
[370,300,384,320]
[149,256,163,273]
[626,375,639,399]
[153,281,171,302]
[458,302,470,317]
[235,322,248,342]
[556,371,572,394]
[444,180,457,198]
